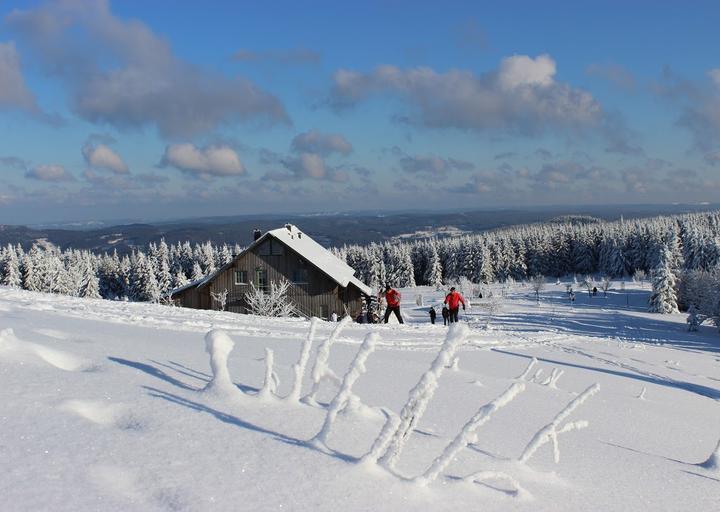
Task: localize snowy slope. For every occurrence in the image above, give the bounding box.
[1,282,718,511]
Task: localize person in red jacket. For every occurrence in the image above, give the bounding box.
[444,286,466,323]
[383,285,404,324]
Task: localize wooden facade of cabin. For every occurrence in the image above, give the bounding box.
[172,231,368,319]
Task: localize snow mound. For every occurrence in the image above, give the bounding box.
[0,328,95,371]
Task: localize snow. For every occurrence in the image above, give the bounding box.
[1,280,719,511]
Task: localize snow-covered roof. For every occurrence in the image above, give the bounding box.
[183,224,371,296]
[348,275,372,296]
[267,225,372,295]
[169,273,214,296]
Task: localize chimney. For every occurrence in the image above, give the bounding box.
[253,229,262,241]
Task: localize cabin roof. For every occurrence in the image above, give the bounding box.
[171,224,371,296]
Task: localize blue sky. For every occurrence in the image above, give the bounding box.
[1,0,720,224]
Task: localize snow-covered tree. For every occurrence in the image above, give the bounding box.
[648,246,679,314]
[423,242,443,287]
[129,252,161,302]
[78,256,101,299]
[0,246,21,288]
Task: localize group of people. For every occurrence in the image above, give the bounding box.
[428,286,466,325]
[358,285,466,325]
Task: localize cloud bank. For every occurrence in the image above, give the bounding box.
[6,0,289,138]
[330,54,602,136]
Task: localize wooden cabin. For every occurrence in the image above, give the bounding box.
[171,224,372,319]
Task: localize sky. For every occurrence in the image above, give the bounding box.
[1,0,720,225]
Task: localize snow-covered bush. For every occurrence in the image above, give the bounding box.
[633,269,646,284]
[687,305,701,332]
[311,333,378,448]
[378,324,469,469]
[600,276,611,297]
[519,383,599,464]
[244,280,297,317]
[285,318,318,403]
[529,275,545,301]
[415,382,525,485]
[303,316,351,406]
[210,288,228,311]
[258,348,278,400]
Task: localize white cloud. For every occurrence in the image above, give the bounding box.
[161,144,245,177]
[498,54,555,89]
[7,1,288,138]
[82,143,128,174]
[329,55,602,136]
[284,152,327,179]
[0,41,37,111]
[291,130,352,156]
[26,164,73,182]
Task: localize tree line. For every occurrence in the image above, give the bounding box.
[1,211,719,326]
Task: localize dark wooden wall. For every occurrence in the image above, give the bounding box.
[173,235,365,319]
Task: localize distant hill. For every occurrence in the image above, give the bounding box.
[1,203,717,253]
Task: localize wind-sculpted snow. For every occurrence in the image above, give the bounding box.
[0,327,96,371]
[1,283,719,511]
[202,329,240,397]
[700,437,720,472]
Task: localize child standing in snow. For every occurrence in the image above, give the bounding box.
[429,306,437,324]
[441,305,449,325]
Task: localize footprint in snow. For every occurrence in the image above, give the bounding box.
[60,399,145,430]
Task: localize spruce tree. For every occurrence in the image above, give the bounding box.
[648,246,679,314]
[0,246,22,288]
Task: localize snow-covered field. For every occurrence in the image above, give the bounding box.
[1,282,718,511]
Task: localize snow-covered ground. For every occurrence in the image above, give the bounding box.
[1,282,718,511]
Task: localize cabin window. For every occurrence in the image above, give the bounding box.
[258,241,271,256]
[320,305,329,319]
[255,268,268,292]
[234,270,248,285]
[292,269,308,284]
